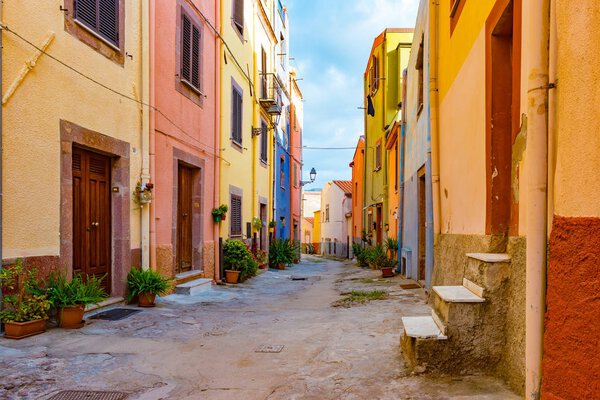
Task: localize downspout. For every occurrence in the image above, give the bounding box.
[251,1,257,228]
[397,69,408,273]
[140,0,150,269]
[0,0,4,305]
[214,0,221,280]
[148,0,157,270]
[425,0,441,287]
[525,0,550,398]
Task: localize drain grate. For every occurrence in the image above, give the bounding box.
[255,344,284,353]
[48,391,127,400]
[90,308,142,321]
[290,276,308,281]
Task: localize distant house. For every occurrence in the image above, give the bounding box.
[320,181,352,258]
[350,136,365,245]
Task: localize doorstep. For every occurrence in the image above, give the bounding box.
[84,297,125,314]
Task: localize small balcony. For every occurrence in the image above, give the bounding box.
[259,72,283,116]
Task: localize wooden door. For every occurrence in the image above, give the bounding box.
[260,204,267,250]
[177,165,194,273]
[376,205,383,244]
[418,169,426,281]
[73,147,112,293]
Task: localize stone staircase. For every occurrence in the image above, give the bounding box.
[401,253,511,374]
[174,271,213,295]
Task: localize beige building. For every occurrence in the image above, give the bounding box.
[2,1,148,297]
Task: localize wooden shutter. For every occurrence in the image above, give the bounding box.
[231,195,242,236]
[232,86,243,144]
[74,0,119,46]
[233,0,244,34]
[181,13,201,91]
[260,120,268,161]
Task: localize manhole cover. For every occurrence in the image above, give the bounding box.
[255,344,284,353]
[90,308,142,321]
[48,391,127,400]
[400,283,422,290]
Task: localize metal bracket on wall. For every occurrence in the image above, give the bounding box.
[2,31,55,105]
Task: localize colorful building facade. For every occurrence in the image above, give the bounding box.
[320,181,352,258]
[149,0,219,281]
[350,136,365,244]
[363,29,413,246]
[289,71,303,244]
[2,0,147,296]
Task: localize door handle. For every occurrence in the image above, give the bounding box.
[182,213,188,218]
[91,222,99,228]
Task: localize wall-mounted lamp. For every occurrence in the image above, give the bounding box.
[300,167,317,186]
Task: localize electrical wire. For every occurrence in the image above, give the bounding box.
[0,23,231,165]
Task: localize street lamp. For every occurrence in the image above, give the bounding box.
[300,167,317,186]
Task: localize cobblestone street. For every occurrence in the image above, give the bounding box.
[1,256,518,400]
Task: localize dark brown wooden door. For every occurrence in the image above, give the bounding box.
[376,205,383,244]
[260,203,267,250]
[73,147,111,293]
[177,165,194,273]
[418,169,426,281]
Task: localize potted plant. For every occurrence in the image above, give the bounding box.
[384,238,399,260]
[127,268,172,307]
[47,274,107,329]
[268,220,276,231]
[367,245,387,270]
[134,181,154,205]
[0,259,52,339]
[253,248,268,269]
[380,256,397,278]
[252,217,263,232]
[212,204,228,222]
[269,239,294,270]
[223,240,259,283]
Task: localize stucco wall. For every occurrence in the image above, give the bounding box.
[3,2,143,262]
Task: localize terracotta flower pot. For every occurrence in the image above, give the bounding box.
[221,214,227,221]
[225,270,240,284]
[258,263,267,270]
[277,263,286,270]
[381,267,394,278]
[3,319,46,339]
[58,305,85,329]
[138,292,157,307]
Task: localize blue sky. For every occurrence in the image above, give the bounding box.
[285,0,419,190]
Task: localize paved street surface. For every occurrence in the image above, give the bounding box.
[1,256,518,400]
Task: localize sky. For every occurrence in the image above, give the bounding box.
[285,0,420,190]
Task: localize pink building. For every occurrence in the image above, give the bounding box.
[150,0,220,281]
[290,76,303,243]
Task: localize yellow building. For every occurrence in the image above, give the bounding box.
[2,1,148,297]
[219,0,278,249]
[363,29,413,246]
[312,210,321,254]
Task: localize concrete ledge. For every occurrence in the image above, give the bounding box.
[466,253,511,263]
[402,316,447,340]
[463,278,485,298]
[431,310,447,336]
[433,286,485,303]
[175,278,212,295]
[85,297,125,313]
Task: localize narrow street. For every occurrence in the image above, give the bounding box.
[1,257,517,400]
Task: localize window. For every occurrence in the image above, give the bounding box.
[369,55,379,94]
[394,142,398,191]
[73,0,120,46]
[232,0,244,36]
[450,0,466,34]
[180,12,202,93]
[278,0,285,21]
[354,182,358,206]
[260,119,268,162]
[293,163,298,188]
[230,194,242,237]
[231,82,243,145]
[280,157,285,188]
[375,141,382,171]
[416,39,424,115]
[279,33,286,68]
[325,205,330,222]
[261,47,268,98]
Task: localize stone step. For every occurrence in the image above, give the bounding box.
[433,285,486,303]
[175,278,213,295]
[431,285,485,326]
[401,316,448,340]
[84,297,125,317]
[466,253,511,263]
[175,270,205,285]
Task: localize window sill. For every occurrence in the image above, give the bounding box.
[231,139,243,152]
[374,167,382,172]
[417,103,424,117]
[73,19,121,52]
[260,159,268,168]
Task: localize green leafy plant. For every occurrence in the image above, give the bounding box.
[126,268,172,302]
[252,217,263,231]
[384,238,399,259]
[0,259,52,323]
[366,245,388,270]
[304,243,314,254]
[47,273,108,308]
[223,240,258,281]
[269,239,295,267]
[252,248,268,265]
[268,220,276,229]
[211,204,228,220]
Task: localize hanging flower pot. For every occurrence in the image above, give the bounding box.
[221,214,227,221]
[213,214,222,223]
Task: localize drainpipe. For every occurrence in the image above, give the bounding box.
[140,0,150,269]
[0,0,4,304]
[213,0,221,280]
[525,0,550,398]
[148,0,157,270]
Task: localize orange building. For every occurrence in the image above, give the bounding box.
[350,136,365,243]
[386,125,400,239]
